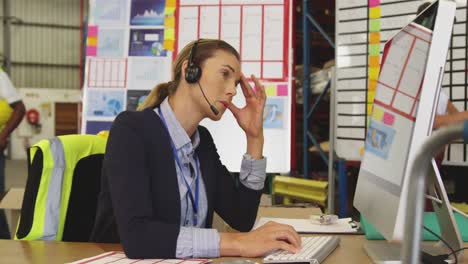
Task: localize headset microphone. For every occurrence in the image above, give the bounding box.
[197,82,219,116]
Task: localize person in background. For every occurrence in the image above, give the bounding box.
[0,68,26,239]
[90,39,301,259]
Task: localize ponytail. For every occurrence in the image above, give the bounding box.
[137,81,174,111]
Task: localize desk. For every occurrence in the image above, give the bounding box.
[0,236,467,264]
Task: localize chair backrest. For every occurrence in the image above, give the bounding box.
[16,134,106,242]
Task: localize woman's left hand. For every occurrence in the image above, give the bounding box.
[225,73,266,139]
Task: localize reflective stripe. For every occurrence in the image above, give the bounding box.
[40,137,65,240]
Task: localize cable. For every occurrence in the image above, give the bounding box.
[423,225,458,264]
[425,194,468,218]
[447,247,468,257]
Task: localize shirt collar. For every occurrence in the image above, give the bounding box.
[157,97,200,151]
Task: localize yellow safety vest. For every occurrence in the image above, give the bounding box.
[15,134,107,241]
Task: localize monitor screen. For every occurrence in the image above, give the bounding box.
[353,0,456,241]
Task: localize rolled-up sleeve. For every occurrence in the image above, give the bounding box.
[176,227,220,258]
[239,154,267,191]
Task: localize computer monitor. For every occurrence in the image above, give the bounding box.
[353,0,462,262]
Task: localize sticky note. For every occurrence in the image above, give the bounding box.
[360,146,365,156]
[86,46,97,56]
[164,28,175,40]
[368,79,377,91]
[166,0,176,7]
[164,16,175,28]
[383,112,395,126]
[372,107,384,121]
[277,84,288,96]
[369,44,380,56]
[368,67,379,80]
[370,19,381,32]
[163,39,175,51]
[265,85,276,96]
[369,56,379,68]
[367,90,375,103]
[87,37,97,46]
[369,0,380,7]
[88,26,98,37]
[165,7,176,15]
[367,105,373,117]
[370,32,380,44]
[369,7,381,19]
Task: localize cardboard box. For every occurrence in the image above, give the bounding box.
[0,188,24,238]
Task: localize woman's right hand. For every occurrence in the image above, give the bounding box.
[219,221,302,257]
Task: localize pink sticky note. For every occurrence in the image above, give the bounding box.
[369,0,380,7]
[277,84,288,96]
[88,26,98,37]
[383,112,395,126]
[86,46,97,56]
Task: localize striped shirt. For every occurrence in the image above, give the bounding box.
[155,97,267,258]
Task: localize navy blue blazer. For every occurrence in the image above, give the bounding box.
[90,108,262,259]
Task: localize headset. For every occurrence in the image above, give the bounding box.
[185,39,219,115]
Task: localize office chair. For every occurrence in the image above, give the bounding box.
[15,134,107,242]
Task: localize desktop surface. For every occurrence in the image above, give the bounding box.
[0,236,466,264]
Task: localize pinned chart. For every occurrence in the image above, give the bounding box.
[83,0,293,174]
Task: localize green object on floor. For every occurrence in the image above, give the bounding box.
[360,212,468,241]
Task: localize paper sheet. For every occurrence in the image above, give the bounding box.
[254,217,358,234]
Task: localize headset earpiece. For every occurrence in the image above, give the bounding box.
[185,40,202,83]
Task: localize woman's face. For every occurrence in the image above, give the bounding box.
[197,50,241,120]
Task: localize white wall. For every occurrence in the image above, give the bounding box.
[10,88,82,160]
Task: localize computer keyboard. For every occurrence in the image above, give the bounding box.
[263,236,340,264]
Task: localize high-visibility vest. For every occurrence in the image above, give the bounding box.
[15,134,107,241]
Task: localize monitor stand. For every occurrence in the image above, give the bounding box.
[362,161,463,263]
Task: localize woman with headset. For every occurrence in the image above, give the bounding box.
[90,39,301,259]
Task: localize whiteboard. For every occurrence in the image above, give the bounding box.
[335,0,468,163]
[82,0,293,173]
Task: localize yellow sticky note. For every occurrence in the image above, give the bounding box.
[165,7,176,15]
[164,28,175,40]
[370,7,381,19]
[87,37,97,46]
[368,67,379,81]
[166,0,176,7]
[372,106,384,121]
[368,79,377,91]
[369,32,380,44]
[367,90,375,103]
[369,56,380,68]
[367,104,373,116]
[164,16,175,28]
[360,146,365,156]
[163,39,175,51]
[265,85,276,96]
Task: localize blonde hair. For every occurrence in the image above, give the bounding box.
[137,39,240,110]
